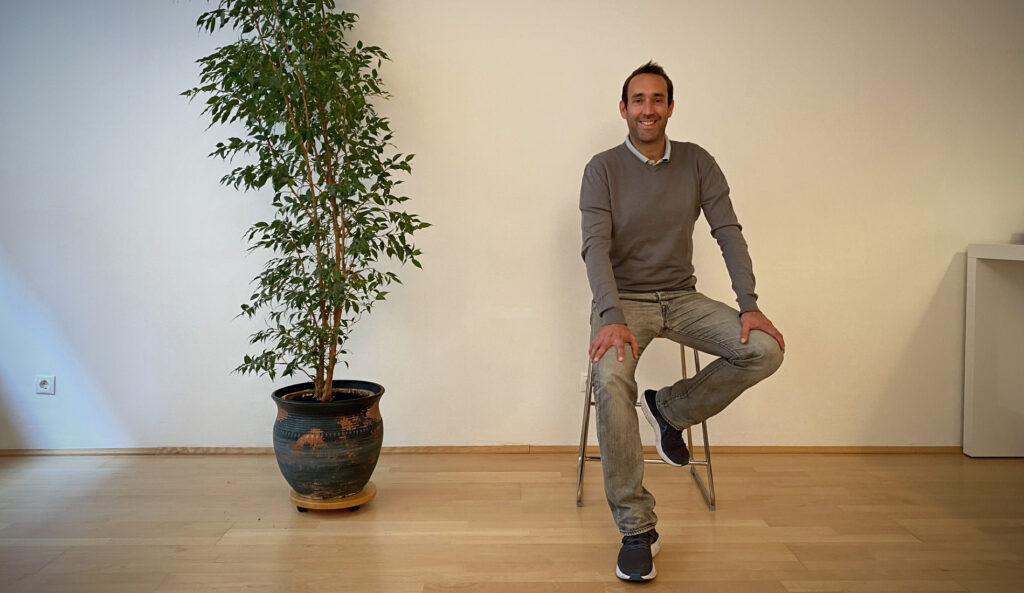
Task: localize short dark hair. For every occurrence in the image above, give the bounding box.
[621,61,673,104]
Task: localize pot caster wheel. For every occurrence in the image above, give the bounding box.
[349,505,360,512]
[297,506,308,513]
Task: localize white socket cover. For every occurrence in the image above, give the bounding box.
[35,374,55,395]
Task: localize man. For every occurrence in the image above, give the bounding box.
[579,61,785,582]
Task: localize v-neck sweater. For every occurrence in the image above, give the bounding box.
[580,141,758,326]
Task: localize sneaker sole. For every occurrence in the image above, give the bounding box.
[640,393,684,467]
[614,538,661,582]
[615,564,657,581]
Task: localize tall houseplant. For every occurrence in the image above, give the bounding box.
[184,0,427,509]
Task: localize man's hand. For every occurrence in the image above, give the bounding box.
[740,311,785,352]
[589,323,639,362]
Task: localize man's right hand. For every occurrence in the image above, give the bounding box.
[589,323,639,362]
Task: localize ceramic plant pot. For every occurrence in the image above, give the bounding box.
[271,380,384,501]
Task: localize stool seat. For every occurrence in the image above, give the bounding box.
[575,342,716,510]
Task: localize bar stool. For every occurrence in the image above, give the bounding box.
[575,342,716,510]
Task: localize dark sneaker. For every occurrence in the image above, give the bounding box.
[641,389,689,466]
[615,529,661,582]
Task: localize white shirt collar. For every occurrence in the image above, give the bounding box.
[624,136,671,166]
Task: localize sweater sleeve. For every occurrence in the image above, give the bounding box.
[580,159,626,325]
[697,150,760,314]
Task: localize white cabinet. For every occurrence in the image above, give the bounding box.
[963,243,1024,457]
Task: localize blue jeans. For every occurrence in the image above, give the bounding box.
[589,289,783,535]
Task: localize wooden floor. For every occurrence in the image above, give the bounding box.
[1,452,1023,593]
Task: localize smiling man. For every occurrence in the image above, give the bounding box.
[579,61,786,582]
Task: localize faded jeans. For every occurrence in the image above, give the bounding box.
[589,289,784,535]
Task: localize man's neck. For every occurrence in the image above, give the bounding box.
[629,135,666,161]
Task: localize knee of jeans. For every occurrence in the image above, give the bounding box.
[593,359,638,404]
[738,331,784,375]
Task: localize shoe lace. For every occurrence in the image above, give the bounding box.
[621,531,653,550]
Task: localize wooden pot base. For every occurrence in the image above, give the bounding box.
[290,481,376,512]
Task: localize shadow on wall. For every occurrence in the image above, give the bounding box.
[868,252,968,447]
[547,180,604,445]
[552,199,591,346]
[0,385,24,449]
[0,248,128,450]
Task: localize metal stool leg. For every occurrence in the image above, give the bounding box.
[576,362,595,507]
[685,421,716,510]
[681,346,716,510]
[576,343,717,510]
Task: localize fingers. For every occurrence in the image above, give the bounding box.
[740,315,786,353]
[590,326,638,362]
[590,333,616,362]
[770,328,786,353]
[755,318,785,352]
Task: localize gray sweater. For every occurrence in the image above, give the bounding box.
[580,140,758,326]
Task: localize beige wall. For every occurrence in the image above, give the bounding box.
[1,0,1022,448]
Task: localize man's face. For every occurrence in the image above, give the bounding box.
[619,73,674,147]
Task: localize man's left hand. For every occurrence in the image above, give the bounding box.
[740,311,785,352]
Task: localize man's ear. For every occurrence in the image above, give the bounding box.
[619,101,627,119]
[667,100,675,118]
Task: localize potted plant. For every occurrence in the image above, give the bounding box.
[183,0,427,511]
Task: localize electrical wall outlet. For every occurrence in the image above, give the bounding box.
[35,374,56,395]
[578,371,588,392]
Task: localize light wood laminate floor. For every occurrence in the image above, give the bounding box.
[1,452,1022,592]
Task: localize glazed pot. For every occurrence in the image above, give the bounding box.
[271,380,384,500]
